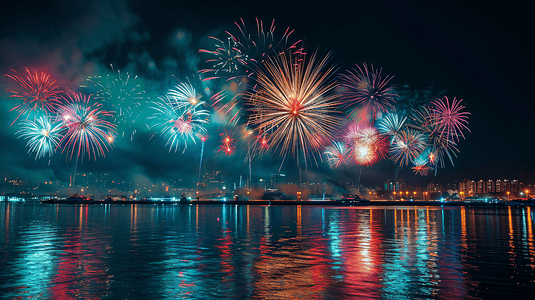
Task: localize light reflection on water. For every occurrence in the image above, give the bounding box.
[1,203,534,299]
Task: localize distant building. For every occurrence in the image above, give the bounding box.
[486,180,495,193]
[384,179,406,192]
[270,173,286,188]
[427,182,443,194]
[204,171,222,189]
[459,179,475,198]
[476,180,486,194]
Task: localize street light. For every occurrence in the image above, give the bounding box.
[507,191,510,201]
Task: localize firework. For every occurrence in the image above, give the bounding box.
[56,93,116,161]
[345,125,388,166]
[246,51,341,165]
[340,63,397,120]
[16,115,63,160]
[411,152,433,176]
[409,106,459,169]
[198,136,206,186]
[168,81,201,107]
[149,95,209,152]
[200,19,304,126]
[389,129,427,167]
[429,96,470,142]
[218,131,235,155]
[199,36,249,81]
[377,112,407,143]
[83,67,144,139]
[324,142,348,168]
[200,18,303,81]
[5,68,62,122]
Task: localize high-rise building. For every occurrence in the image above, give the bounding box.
[459,179,475,197]
[511,180,520,192]
[486,180,495,193]
[270,173,286,188]
[427,182,443,194]
[476,180,486,194]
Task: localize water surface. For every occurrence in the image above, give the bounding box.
[1,203,534,299]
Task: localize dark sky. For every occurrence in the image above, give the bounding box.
[0,0,533,188]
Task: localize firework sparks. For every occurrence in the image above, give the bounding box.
[409,106,459,169]
[149,95,209,152]
[340,63,397,120]
[389,129,427,167]
[246,51,341,165]
[377,112,407,143]
[83,67,144,140]
[430,96,470,142]
[200,19,304,126]
[16,115,63,160]
[56,93,116,161]
[218,131,235,155]
[168,81,201,106]
[324,142,348,168]
[200,18,303,82]
[411,152,433,176]
[199,36,249,81]
[345,125,388,166]
[5,68,62,122]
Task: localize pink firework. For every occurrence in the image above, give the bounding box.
[429,96,470,142]
[4,68,62,122]
[345,124,388,166]
[340,63,397,120]
[56,93,116,161]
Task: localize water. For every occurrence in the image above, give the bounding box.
[1,203,534,299]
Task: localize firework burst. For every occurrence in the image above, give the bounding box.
[56,93,116,161]
[200,19,304,126]
[345,125,388,166]
[429,96,470,142]
[324,141,349,168]
[409,106,459,169]
[200,18,303,82]
[411,152,433,176]
[340,63,397,120]
[168,81,202,107]
[16,115,63,160]
[218,131,235,155]
[377,112,407,143]
[5,68,62,122]
[149,95,209,152]
[389,129,427,167]
[83,67,144,140]
[246,51,341,165]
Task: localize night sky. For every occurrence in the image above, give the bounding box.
[0,0,533,188]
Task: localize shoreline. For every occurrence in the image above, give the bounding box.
[32,199,535,207]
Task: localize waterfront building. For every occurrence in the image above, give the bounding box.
[270,173,286,189]
[486,180,495,193]
[459,179,475,198]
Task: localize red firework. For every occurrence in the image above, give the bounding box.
[218,131,235,155]
[4,68,62,122]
